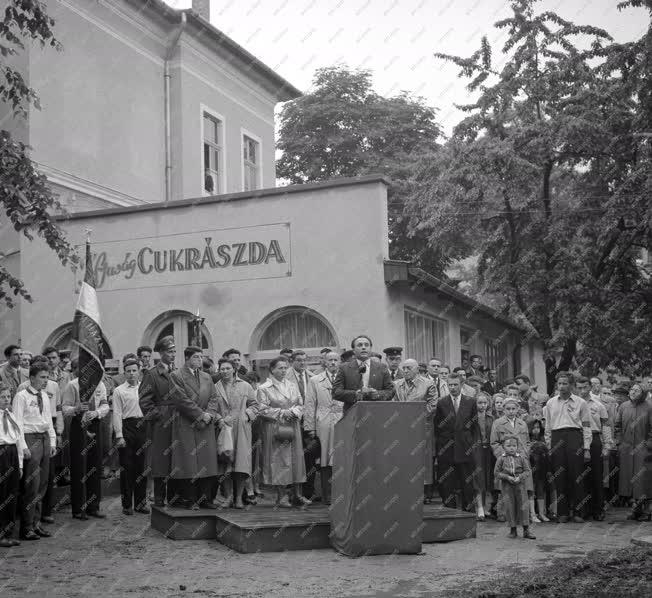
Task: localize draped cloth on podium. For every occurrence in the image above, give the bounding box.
[330,402,425,556]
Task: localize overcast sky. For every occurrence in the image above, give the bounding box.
[165,0,648,134]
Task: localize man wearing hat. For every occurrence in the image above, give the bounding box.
[384,347,404,381]
[139,336,201,507]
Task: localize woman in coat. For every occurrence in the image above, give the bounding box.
[304,351,343,505]
[615,382,652,521]
[257,357,308,508]
[215,359,259,509]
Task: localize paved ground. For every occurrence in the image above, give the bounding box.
[0,496,649,598]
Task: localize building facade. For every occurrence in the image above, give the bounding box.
[12,176,545,384]
[0,0,545,386]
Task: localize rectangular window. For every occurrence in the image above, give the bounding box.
[203,112,222,194]
[404,308,448,364]
[243,134,260,191]
[485,339,510,381]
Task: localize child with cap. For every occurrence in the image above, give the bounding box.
[494,435,536,539]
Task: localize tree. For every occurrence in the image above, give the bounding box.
[0,0,75,307]
[276,66,447,274]
[406,0,652,383]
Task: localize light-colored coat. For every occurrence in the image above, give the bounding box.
[615,398,652,500]
[393,375,437,484]
[304,370,343,466]
[215,378,258,475]
[257,377,306,485]
[169,367,220,479]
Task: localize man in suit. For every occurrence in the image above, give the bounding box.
[286,350,319,500]
[425,357,449,397]
[466,355,484,379]
[482,369,499,395]
[434,372,480,510]
[383,346,404,381]
[0,344,28,397]
[333,335,395,415]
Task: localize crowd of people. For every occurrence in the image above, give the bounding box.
[0,335,650,548]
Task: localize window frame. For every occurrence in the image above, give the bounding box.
[200,104,226,196]
[240,128,262,192]
[403,306,449,364]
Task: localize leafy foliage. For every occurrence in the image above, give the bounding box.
[0,0,75,307]
[406,0,652,381]
[276,66,446,274]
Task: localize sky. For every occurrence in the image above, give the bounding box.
[164,0,648,134]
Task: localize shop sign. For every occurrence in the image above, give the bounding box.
[75,223,291,292]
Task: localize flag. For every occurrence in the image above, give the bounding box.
[72,241,112,404]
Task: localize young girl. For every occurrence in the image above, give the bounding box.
[474,392,494,521]
[0,383,23,547]
[528,419,552,523]
[494,435,536,539]
[492,393,505,419]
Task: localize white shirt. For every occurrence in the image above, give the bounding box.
[112,382,143,439]
[17,378,63,435]
[357,359,371,388]
[12,386,56,447]
[0,408,25,468]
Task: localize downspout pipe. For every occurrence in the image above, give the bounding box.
[164,12,187,203]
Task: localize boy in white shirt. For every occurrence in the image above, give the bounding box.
[12,363,56,541]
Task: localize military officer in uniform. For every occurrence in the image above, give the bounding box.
[383,347,404,381]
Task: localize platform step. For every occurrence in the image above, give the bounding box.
[215,504,331,553]
[422,504,477,542]
[151,505,217,540]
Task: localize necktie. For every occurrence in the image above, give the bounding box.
[453,397,459,414]
[195,369,200,385]
[297,373,305,400]
[391,370,396,381]
[37,391,43,415]
[2,410,8,434]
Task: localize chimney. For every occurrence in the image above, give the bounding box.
[192,0,211,22]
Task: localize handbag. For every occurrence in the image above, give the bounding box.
[217,425,234,464]
[274,421,295,442]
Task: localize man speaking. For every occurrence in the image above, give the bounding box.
[332,335,394,414]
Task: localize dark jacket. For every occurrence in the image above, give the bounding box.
[332,359,394,415]
[434,394,480,464]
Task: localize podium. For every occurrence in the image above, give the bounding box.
[330,401,425,556]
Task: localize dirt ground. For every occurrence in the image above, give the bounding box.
[0,496,649,598]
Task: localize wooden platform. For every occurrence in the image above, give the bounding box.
[216,504,331,553]
[151,505,218,540]
[150,501,477,551]
[422,504,477,543]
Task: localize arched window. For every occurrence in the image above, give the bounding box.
[43,323,74,353]
[143,310,214,365]
[255,307,337,352]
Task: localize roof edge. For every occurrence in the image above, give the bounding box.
[55,175,391,222]
[122,0,302,102]
[384,259,526,332]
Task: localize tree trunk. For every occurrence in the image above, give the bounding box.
[557,338,577,372]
